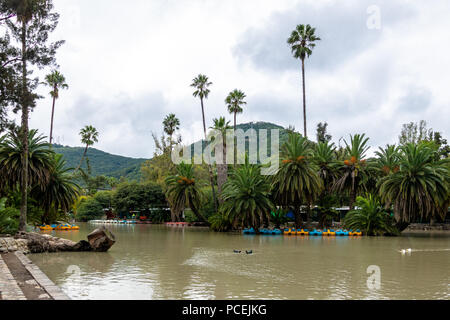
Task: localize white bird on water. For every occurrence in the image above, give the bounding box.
[400,248,412,254]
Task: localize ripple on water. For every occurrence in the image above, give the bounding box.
[29,224,450,300]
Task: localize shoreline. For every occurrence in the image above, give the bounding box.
[0,251,70,300]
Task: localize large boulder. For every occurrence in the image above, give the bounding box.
[87,226,116,252]
[14,227,116,253]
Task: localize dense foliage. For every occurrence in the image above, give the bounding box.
[344,195,398,236]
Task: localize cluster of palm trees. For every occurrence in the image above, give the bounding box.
[160,23,448,234]
[164,129,449,234]
[0,129,80,226]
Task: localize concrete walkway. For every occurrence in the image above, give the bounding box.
[0,252,70,300]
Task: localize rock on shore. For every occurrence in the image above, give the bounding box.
[0,226,115,254]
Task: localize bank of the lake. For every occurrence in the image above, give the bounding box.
[28,223,450,300]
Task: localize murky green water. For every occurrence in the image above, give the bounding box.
[30,223,449,300]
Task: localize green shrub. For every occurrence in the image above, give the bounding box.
[199,186,217,219]
[344,195,399,236]
[208,213,233,232]
[76,198,104,222]
[94,190,112,209]
[0,198,19,234]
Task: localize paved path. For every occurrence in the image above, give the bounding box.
[0,252,70,300]
[0,254,26,300]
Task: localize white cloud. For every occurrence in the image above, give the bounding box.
[10,0,449,159]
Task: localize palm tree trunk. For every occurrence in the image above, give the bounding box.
[19,20,28,232]
[200,97,218,213]
[189,196,209,225]
[217,139,227,203]
[49,90,56,145]
[301,58,307,138]
[233,111,237,167]
[294,204,302,228]
[349,172,356,210]
[76,145,89,172]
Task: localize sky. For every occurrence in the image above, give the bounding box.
[11,0,450,159]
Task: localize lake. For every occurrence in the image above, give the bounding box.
[29,223,450,300]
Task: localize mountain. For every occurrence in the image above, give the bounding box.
[52,144,147,181]
[52,121,290,180]
[188,121,290,158]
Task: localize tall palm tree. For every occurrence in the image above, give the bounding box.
[165,162,209,224]
[43,70,68,145]
[287,24,321,138]
[225,89,246,131]
[210,117,232,200]
[162,113,180,150]
[378,143,449,230]
[191,74,217,212]
[31,154,80,224]
[272,133,322,227]
[221,160,273,232]
[11,0,48,231]
[191,74,212,139]
[333,134,372,210]
[226,89,246,167]
[76,125,99,172]
[0,128,53,192]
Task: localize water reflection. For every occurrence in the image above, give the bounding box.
[29,223,450,300]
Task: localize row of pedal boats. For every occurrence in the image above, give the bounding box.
[89,220,138,224]
[39,224,79,231]
[243,228,362,236]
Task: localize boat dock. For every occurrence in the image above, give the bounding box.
[0,250,69,300]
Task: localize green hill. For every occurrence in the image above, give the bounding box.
[52,144,147,181]
[52,122,290,180]
[189,121,290,158]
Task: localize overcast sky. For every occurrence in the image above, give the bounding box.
[15,0,450,158]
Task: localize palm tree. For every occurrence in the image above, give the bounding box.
[287,24,321,138]
[375,144,400,176]
[272,133,322,227]
[43,70,68,145]
[11,0,47,231]
[76,125,99,172]
[221,160,273,232]
[333,134,372,210]
[226,89,246,167]
[31,154,80,224]
[344,195,398,236]
[378,143,449,231]
[314,141,338,190]
[225,89,246,131]
[313,141,339,227]
[162,113,180,150]
[191,74,217,212]
[165,162,209,224]
[0,129,53,192]
[210,117,232,199]
[191,74,212,139]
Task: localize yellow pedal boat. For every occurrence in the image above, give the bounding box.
[322,229,336,236]
[55,224,71,231]
[349,230,362,236]
[39,225,53,231]
[296,229,309,235]
[283,228,296,235]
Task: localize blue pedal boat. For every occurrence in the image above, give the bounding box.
[335,230,349,236]
[243,228,256,234]
[309,229,323,236]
